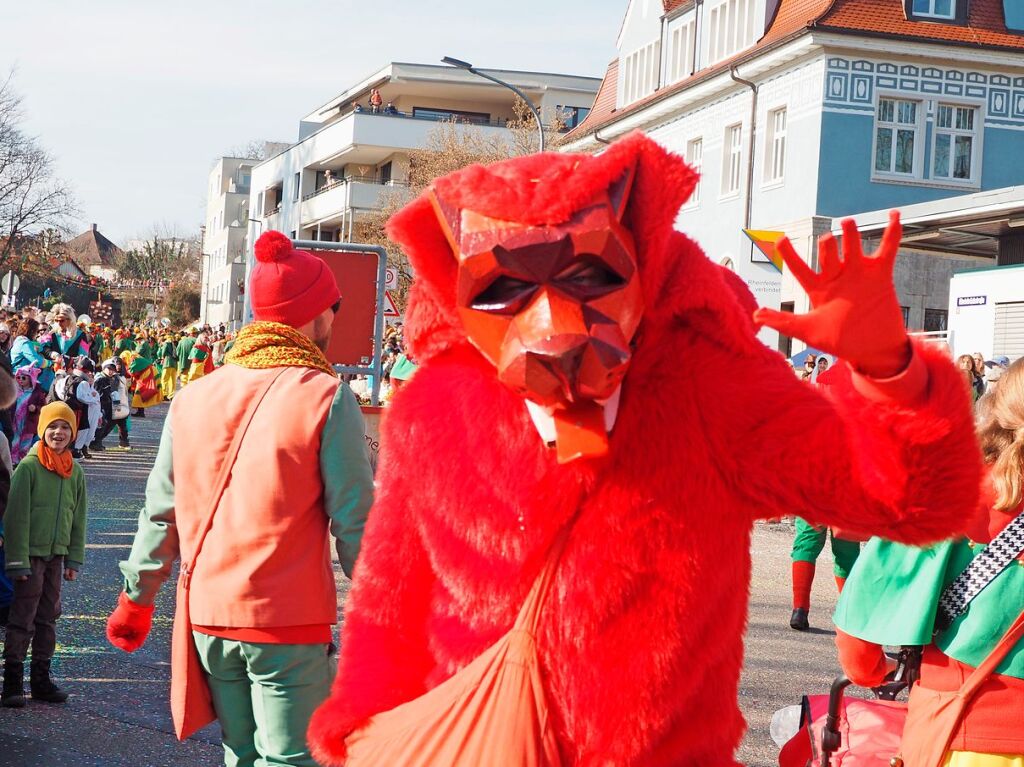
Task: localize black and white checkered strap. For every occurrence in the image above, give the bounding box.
[935,510,1024,632]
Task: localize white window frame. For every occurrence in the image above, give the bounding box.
[668,18,697,84]
[911,0,955,19]
[871,94,924,182]
[618,39,661,107]
[705,0,757,66]
[764,106,787,186]
[721,123,743,198]
[685,137,703,207]
[931,101,981,186]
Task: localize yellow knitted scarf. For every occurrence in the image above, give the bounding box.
[224,321,337,378]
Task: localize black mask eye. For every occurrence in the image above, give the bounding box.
[553,258,625,297]
[470,276,538,313]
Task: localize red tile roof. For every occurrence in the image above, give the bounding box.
[578,59,619,134]
[662,0,691,12]
[568,0,831,140]
[567,0,1024,143]
[819,0,1024,50]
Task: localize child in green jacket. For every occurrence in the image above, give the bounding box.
[1,402,87,708]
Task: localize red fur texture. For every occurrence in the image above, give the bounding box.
[308,133,982,765]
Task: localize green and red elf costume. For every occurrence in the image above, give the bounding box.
[186,341,214,383]
[114,332,135,357]
[834,498,1024,759]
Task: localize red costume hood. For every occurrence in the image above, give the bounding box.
[388,131,762,370]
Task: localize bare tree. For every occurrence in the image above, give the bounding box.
[117,229,201,287]
[0,72,77,268]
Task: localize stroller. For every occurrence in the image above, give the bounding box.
[776,648,920,767]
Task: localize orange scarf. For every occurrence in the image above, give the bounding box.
[38,443,74,478]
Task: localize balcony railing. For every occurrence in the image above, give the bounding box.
[340,108,556,131]
[303,175,409,202]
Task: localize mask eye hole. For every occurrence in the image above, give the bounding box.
[553,258,625,297]
[470,276,538,314]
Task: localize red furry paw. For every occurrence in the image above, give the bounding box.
[106,592,154,653]
[307,693,363,766]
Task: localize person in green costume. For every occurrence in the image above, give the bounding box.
[157,334,177,401]
[175,329,197,387]
[833,359,1024,766]
[789,519,861,631]
[114,331,135,356]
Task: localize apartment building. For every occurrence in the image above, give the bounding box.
[246,62,600,248]
[201,157,255,329]
[563,0,1024,349]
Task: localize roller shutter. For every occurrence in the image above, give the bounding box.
[992,301,1024,362]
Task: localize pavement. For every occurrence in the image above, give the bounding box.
[0,404,848,767]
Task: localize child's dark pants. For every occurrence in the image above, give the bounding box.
[3,556,63,664]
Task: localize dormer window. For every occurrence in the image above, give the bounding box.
[906,0,966,23]
[913,0,953,17]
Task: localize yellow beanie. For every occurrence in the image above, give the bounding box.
[37,401,78,440]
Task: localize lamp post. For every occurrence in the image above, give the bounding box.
[441,56,545,153]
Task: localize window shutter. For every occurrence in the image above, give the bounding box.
[993,301,1024,361]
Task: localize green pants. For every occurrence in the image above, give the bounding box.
[790,517,861,578]
[193,633,333,767]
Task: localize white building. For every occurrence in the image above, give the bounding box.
[244,62,601,317]
[563,0,1024,353]
[202,157,256,329]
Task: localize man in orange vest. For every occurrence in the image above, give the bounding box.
[105,231,374,767]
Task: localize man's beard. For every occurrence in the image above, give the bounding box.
[313,332,331,354]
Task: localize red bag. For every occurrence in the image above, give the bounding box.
[778,693,906,767]
[780,609,1024,767]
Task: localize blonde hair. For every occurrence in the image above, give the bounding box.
[50,303,76,322]
[978,357,1024,510]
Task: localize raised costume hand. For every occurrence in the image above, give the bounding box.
[106,591,154,652]
[754,211,911,379]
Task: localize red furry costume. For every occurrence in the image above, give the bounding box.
[309,133,982,765]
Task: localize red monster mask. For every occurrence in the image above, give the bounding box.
[429,168,643,462]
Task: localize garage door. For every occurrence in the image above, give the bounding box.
[993,301,1024,362]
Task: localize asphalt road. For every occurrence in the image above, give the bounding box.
[0,404,847,766]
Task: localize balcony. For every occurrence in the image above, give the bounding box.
[292,110,515,168]
[300,177,410,225]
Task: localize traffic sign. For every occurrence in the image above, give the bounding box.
[385,267,399,291]
[383,290,401,318]
[1,271,20,295]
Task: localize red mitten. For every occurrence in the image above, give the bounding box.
[106,591,154,652]
[754,211,911,379]
[307,693,365,767]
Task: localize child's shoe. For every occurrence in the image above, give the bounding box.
[30,659,68,704]
[2,661,25,708]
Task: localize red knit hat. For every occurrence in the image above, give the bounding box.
[250,231,341,328]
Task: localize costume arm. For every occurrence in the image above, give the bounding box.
[66,469,88,571]
[319,384,375,578]
[308,447,434,765]
[731,340,981,544]
[835,629,891,687]
[4,463,33,577]
[119,409,179,606]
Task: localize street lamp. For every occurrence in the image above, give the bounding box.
[441,56,545,153]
